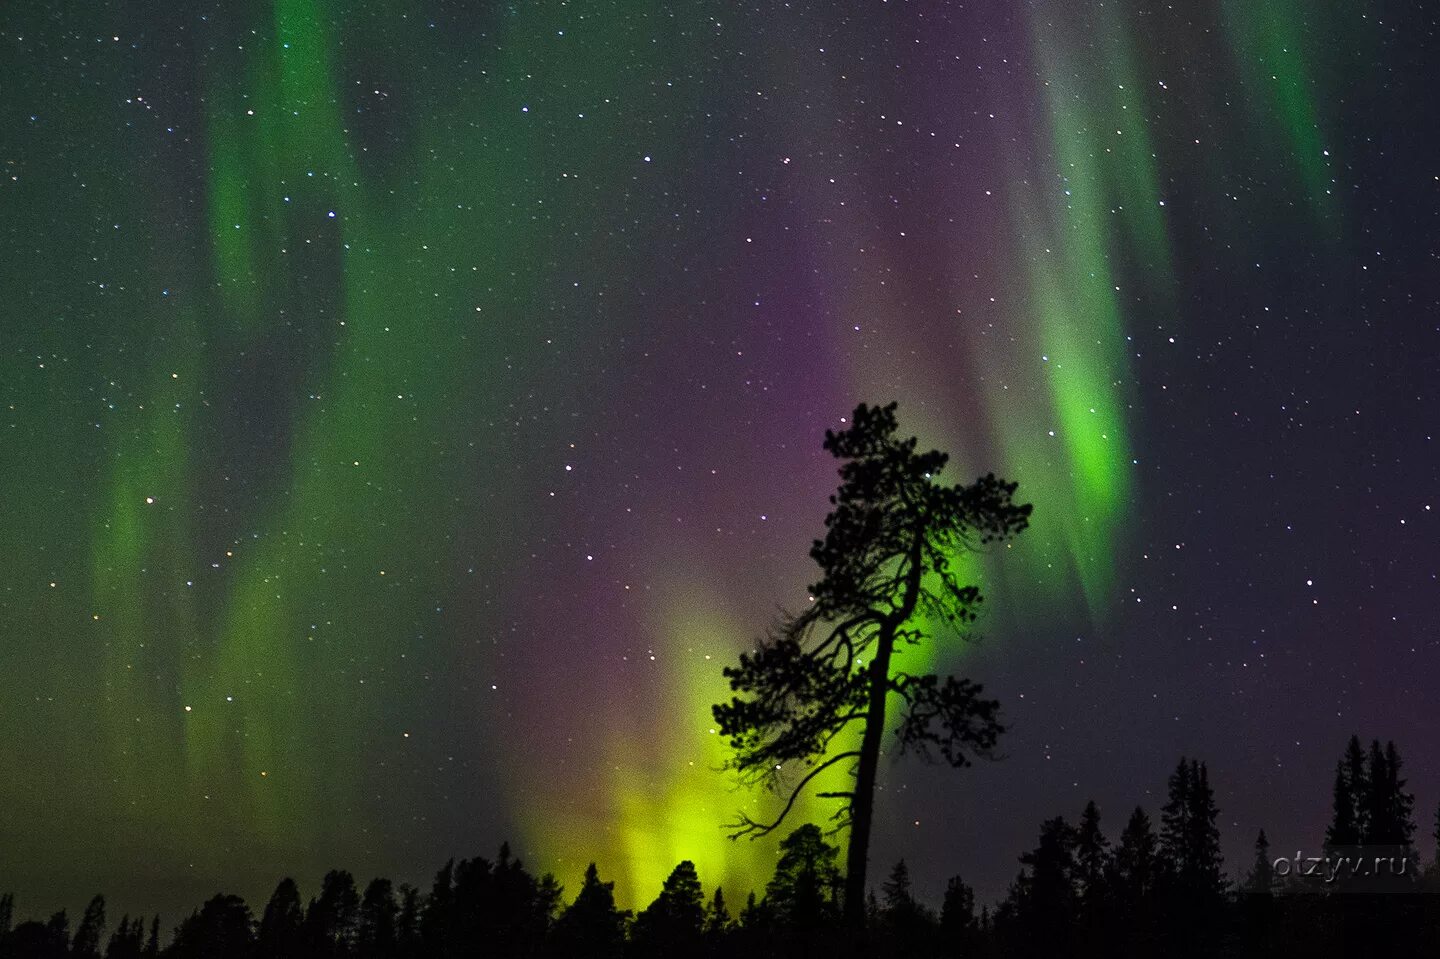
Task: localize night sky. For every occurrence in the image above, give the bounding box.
[3,0,1439,924]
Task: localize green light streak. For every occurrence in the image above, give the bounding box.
[1221,0,1335,213]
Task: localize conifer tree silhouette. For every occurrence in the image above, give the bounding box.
[763,824,844,933]
[1365,740,1416,848]
[394,884,422,959]
[1113,807,1157,904]
[630,861,705,957]
[1325,760,1360,848]
[550,864,627,959]
[1329,735,1370,846]
[939,874,977,954]
[357,878,399,959]
[143,916,159,959]
[1244,829,1274,896]
[1013,816,1078,952]
[1159,758,1225,900]
[104,915,146,959]
[306,871,360,957]
[878,859,933,957]
[71,896,105,959]
[258,878,305,959]
[712,402,1031,924]
[169,895,253,959]
[702,887,732,941]
[1074,801,1110,904]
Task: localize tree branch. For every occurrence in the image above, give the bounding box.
[725,750,862,840]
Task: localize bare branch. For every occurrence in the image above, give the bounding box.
[725,750,861,840]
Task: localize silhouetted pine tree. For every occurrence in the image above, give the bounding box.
[143,917,159,959]
[305,871,360,957]
[549,864,627,959]
[448,852,492,955]
[1187,763,1226,898]
[0,894,11,939]
[1158,759,1226,955]
[702,887,732,941]
[1244,829,1274,896]
[258,878,305,959]
[1004,816,1078,958]
[1071,802,1111,959]
[712,402,1031,925]
[487,844,558,956]
[1108,806,1161,958]
[1334,736,1370,844]
[1374,741,1416,848]
[168,895,253,959]
[762,824,842,934]
[877,860,934,958]
[938,875,976,957]
[1159,759,1225,900]
[357,878,398,959]
[419,860,452,957]
[1239,829,1281,959]
[630,861,705,958]
[731,889,777,959]
[72,895,105,959]
[1159,759,1192,874]
[1112,807,1158,904]
[1325,762,1360,848]
[393,885,421,959]
[103,916,144,959]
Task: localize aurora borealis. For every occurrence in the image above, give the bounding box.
[4,0,1439,923]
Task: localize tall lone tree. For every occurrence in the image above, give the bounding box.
[712,401,1032,925]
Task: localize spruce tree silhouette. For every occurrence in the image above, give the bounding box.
[630,861,705,958]
[306,871,360,957]
[394,884,422,959]
[1011,816,1078,956]
[71,895,105,959]
[419,859,453,955]
[702,887,732,942]
[1159,759,1225,900]
[938,874,977,955]
[1073,802,1110,959]
[712,402,1031,925]
[1157,759,1225,956]
[761,823,844,942]
[1325,760,1361,848]
[1110,807,1160,958]
[169,895,253,959]
[1244,829,1274,896]
[143,916,159,958]
[1326,735,1369,848]
[1074,801,1109,905]
[258,878,305,959]
[357,878,399,959]
[878,859,933,958]
[550,864,628,959]
[1365,740,1416,848]
[1112,807,1157,904]
[104,915,147,959]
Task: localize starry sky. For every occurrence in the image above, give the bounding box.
[3,0,1438,922]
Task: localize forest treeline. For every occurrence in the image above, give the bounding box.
[4,736,1440,959]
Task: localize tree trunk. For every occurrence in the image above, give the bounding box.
[843,622,896,926]
[844,533,925,927]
